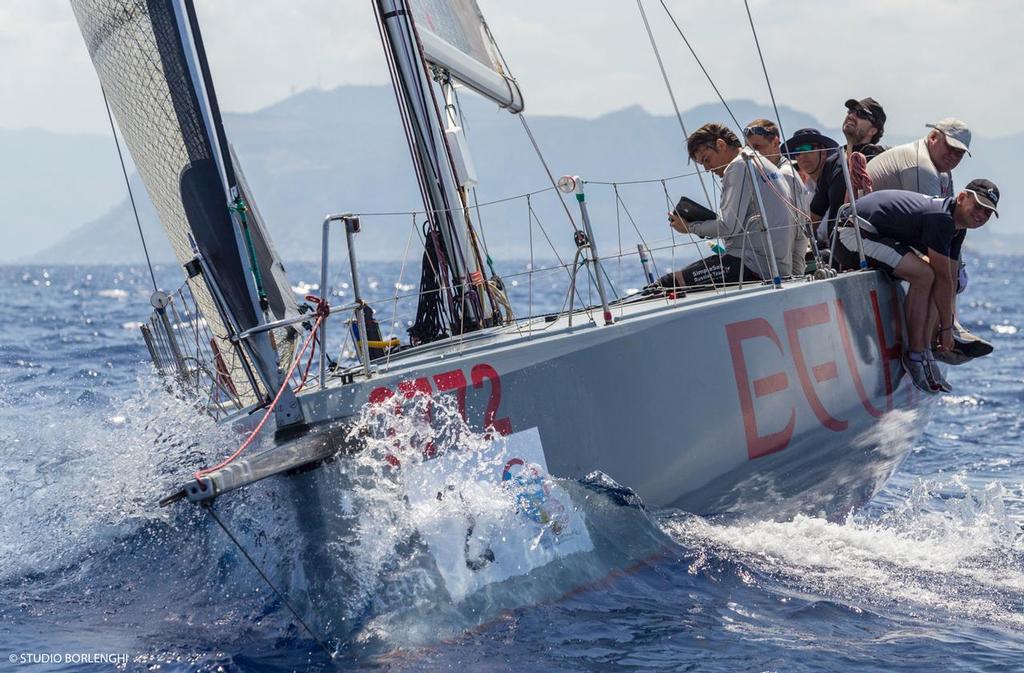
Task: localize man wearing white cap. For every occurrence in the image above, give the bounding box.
[866,117,971,197]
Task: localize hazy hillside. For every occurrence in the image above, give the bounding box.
[0,127,128,260]
[27,86,1024,267]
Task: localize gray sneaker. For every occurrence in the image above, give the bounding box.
[901,353,940,395]
[923,351,952,393]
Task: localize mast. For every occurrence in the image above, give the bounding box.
[376,0,492,335]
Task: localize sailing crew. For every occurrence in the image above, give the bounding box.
[810,97,887,246]
[834,179,1000,394]
[865,118,990,364]
[744,118,811,275]
[780,128,839,200]
[658,123,794,289]
[867,118,971,197]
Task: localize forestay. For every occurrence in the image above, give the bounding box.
[410,0,524,112]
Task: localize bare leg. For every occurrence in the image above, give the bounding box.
[925,297,940,349]
[892,253,934,352]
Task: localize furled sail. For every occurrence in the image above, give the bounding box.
[71,0,291,404]
[409,0,524,112]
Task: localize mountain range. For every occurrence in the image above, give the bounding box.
[8,85,1022,267]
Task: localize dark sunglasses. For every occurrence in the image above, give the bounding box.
[744,126,776,139]
[847,107,875,122]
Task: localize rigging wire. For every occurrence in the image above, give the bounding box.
[635,0,715,209]
[101,87,159,294]
[656,0,742,131]
[203,504,336,661]
[518,114,580,232]
[742,0,786,145]
[742,0,823,271]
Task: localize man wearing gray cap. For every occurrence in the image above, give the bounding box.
[866,117,971,197]
[865,118,991,365]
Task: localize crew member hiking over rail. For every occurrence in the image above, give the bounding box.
[834,180,1001,395]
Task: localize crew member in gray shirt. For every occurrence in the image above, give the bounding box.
[660,123,794,289]
[744,118,810,275]
[866,117,971,197]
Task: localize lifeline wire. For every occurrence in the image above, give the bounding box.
[101,87,159,294]
[203,504,336,661]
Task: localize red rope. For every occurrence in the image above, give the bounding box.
[194,297,329,481]
[845,151,873,202]
[292,331,318,393]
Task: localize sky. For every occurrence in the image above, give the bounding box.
[2,0,1021,139]
[0,0,1020,260]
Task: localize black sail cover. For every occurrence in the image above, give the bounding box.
[72,0,283,399]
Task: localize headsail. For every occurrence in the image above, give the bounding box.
[410,0,524,112]
[229,144,301,326]
[72,0,298,418]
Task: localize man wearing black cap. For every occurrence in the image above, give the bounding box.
[781,128,839,194]
[834,179,1000,394]
[810,97,887,246]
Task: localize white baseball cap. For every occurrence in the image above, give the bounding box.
[926,118,972,155]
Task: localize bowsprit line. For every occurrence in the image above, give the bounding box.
[203,503,337,661]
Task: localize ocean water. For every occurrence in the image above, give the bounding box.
[1,256,1022,673]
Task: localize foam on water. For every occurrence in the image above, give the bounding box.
[0,374,242,582]
[662,475,1024,629]
[302,393,665,649]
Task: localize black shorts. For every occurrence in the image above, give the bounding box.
[836,226,914,274]
[678,254,762,289]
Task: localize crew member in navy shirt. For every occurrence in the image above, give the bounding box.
[835,179,1000,394]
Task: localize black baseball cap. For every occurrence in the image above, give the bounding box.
[845,97,887,135]
[964,178,1000,217]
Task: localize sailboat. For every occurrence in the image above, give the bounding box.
[72,0,923,632]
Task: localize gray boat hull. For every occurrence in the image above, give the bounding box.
[285,270,921,519]
[192,271,927,640]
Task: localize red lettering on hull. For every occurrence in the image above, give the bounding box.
[785,303,847,432]
[726,318,796,459]
[367,363,511,438]
[727,287,905,460]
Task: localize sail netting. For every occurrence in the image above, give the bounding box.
[409,0,523,112]
[72,0,293,406]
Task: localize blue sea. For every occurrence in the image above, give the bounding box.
[1,256,1022,672]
